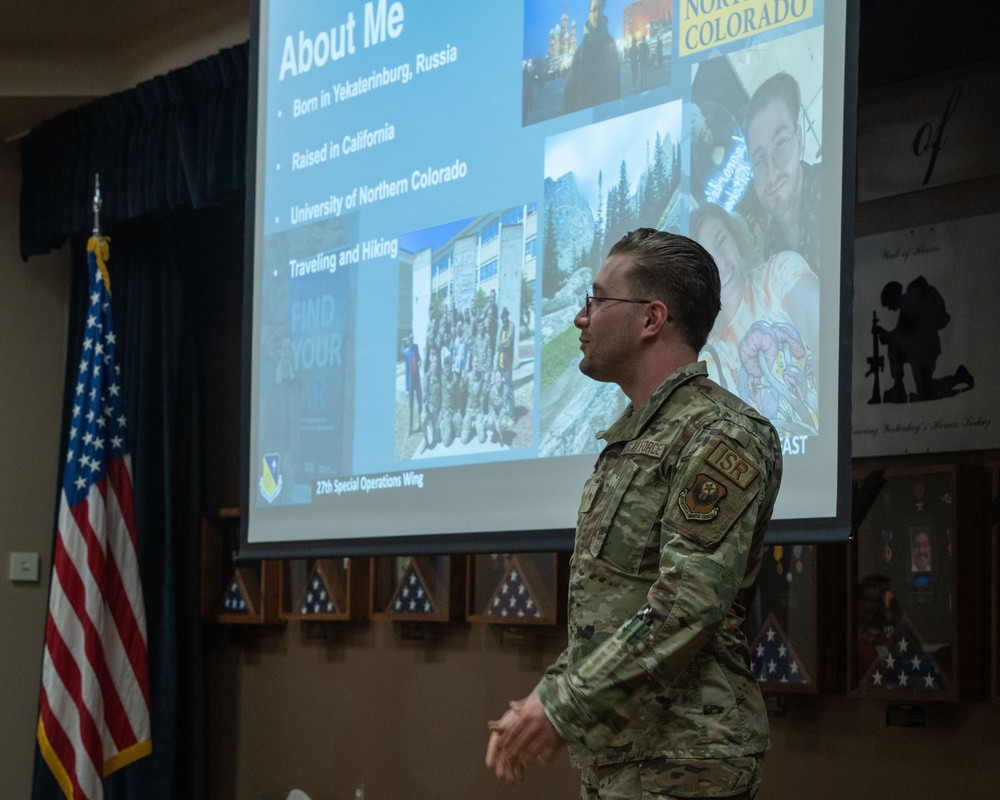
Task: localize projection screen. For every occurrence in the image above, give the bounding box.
[242,0,855,556]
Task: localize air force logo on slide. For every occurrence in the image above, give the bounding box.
[259,453,283,503]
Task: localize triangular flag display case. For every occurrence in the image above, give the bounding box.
[465,553,566,626]
[369,555,463,622]
[849,461,992,702]
[743,544,844,694]
[279,558,369,622]
[201,508,281,625]
[749,613,813,688]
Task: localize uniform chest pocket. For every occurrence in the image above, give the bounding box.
[589,460,658,575]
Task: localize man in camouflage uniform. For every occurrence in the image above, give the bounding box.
[486,229,782,798]
[419,351,442,451]
[485,368,515,447]
[472,318,492,376]
[461,353,488,445]
[439,353,464,448]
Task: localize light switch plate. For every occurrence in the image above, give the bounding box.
[9,552,40,583]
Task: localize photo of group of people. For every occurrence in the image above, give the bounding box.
[395,209,536,461]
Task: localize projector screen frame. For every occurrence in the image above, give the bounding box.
[238,0,859,560]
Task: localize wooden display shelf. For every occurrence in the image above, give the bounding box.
[465,553,565,626]
[201,508,281,625]
[278,557,368,622]
[369,555,463,622]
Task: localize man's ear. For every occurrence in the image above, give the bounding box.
[640,300,671,340]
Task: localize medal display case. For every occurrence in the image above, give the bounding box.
[850,462,991,701]
[278,558,369,622]
[743,543,845,694]
[201,509,281,625]
[369,555,463,622]
[465,553,565,626]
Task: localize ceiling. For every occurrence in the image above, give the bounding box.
[0,0,249,145]
[0,1,996,146]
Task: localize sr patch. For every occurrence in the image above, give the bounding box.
[678,473,728,521]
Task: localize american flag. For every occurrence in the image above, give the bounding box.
[748,613,811,685]
[859,615,949,692]
[391,564,435,614]
[486,566,542,619]
[37,237,152,800]
[223,579,249,613]
[298,566,337,614]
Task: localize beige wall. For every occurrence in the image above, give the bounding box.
[207,620,579,800]
[0,142,71,798]
[205,614,1000,800]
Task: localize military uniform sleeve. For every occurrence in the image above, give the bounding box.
[534,418,777,751]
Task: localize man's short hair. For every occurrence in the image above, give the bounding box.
[746,71,801,132]
[607,228,721,352]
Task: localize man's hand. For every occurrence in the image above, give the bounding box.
[485,706,525,785]
[485,696,565,784]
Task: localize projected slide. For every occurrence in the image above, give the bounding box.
[248,0,849,550]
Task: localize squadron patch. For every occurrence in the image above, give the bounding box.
[259,453,283,504]
[706,441,759,488]
[678,473,728,521]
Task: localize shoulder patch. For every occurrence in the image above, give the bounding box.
[706,441,759,488]
[622,439,666,458]
[678,473,728,521]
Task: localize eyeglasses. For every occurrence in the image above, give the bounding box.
[582,291,651,319]
[751,134,796,182]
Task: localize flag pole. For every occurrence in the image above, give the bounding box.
[92,173,101,236]
[88,175,111,294]
[36,170,152,800]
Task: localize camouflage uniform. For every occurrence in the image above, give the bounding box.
[473,330,492,374]
[440,369,463,447]
[461,368,488,445]
[533,362,782,798]
[486,378,515,445]
[422,368,442,448]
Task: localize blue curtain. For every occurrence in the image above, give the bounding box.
[19,43,248,261]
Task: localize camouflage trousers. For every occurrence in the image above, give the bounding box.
[580,754,763,800]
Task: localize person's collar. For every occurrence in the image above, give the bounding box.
[598,361,706,443]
